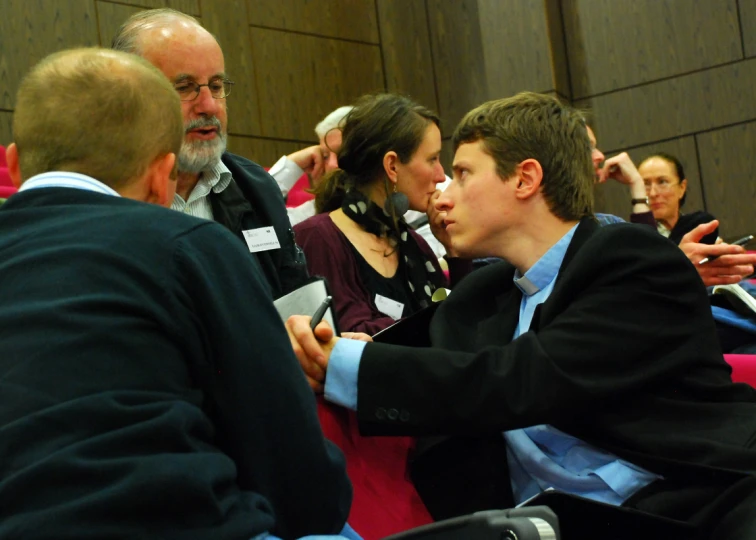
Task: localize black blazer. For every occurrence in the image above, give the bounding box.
[355,219,756,523]
[214,152,310,299]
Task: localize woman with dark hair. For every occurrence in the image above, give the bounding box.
[295,93,467,335]
[636,152,718,244]
[292,93,469,539]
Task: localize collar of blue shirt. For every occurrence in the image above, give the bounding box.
[513,224,579,297]
[18,171,121,197]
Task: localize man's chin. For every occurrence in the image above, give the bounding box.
[177,143,226,174]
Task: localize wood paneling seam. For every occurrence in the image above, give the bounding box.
[602,116,756,155]
[247,24,379,47]
[574,58,746,101]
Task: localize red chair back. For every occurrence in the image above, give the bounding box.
[724,354,756,386]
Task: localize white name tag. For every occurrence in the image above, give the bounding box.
[375,294,404,320]
[242,227,281,253]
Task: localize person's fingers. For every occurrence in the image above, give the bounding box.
[341,332,373,342]
[313,321,334,343]
[681,220,720,245]
[306,375,325,394]
[700,274,745,287]
[310,149,325,180]
[301,356,326,383]
[286,315,326,370]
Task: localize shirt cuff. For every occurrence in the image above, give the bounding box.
[324,338,367,411]
[269,155,305,196]
[287,199,316,227]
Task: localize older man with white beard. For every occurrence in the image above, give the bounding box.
[112,8,310,299]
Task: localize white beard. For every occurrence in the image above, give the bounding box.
[178,132,227,174]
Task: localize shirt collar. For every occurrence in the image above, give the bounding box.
[18,171,120,197]
[513,224,579,296]
[206,159,233,194]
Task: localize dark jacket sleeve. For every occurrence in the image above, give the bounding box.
[630,210,656,228]
[172,222,351,539]
[355,225,720,437]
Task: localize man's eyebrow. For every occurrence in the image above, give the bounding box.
[172,73,194,83]
[172,73,228,82]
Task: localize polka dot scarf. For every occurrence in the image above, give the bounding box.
[341,189,445,309]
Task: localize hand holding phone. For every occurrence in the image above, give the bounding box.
[698,235,753,265]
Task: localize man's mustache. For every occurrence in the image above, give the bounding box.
[184,117,222,133]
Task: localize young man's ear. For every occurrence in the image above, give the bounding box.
[6,143,23,188]
[383,151,399,183]
[144,153,177,207]
[514,159,543,200]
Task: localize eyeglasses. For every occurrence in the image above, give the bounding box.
[643,178,679,193]
[173,79,235,101]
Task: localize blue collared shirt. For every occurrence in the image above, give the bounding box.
[19,171,121,197]
[503,225,660,506]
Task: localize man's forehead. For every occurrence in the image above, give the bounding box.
[139,24,225,76]
[453,140,487,164]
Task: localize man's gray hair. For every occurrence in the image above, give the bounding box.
[314,106,353,139]
[111,8,203,54]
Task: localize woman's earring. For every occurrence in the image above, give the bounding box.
[384,182,409,217]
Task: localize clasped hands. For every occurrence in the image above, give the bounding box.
[285,315,371,393]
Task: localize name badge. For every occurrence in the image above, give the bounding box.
[375,294,404,320]
[242,227,281,253]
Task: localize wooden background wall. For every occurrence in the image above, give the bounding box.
[0,0,753,237]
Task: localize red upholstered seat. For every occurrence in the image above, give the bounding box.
[724,354,756,387]
[0,145,7,167]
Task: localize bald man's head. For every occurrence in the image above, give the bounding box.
[113,9,230,175]
[12,48,183,188]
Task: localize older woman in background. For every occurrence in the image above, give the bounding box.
[637,152,718,244]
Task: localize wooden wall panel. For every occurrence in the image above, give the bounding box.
[440,138,454,174]
[100,0,199,16]
[564,0,742,99]
[227,135,302,168]
[247,0,379,43]
[426,0,487,132]
[96,1,148,47]
[251,28,384,141]
[0,110,13,147]
[577,58,756,152]
[376,0,438,112]
[478,0,556,98]
[740,0,756,58]
[593,136,703,220]
[202,0,261,136]
[697,122,756,238]
[0,0,99,109]
[544,0,570,99]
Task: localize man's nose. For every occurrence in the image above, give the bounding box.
[193,86,221,115]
